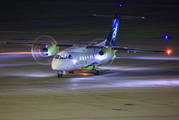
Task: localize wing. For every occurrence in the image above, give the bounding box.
[86,45,166,53]
[56,44,74,47]
[4,42,74,47]
[4,42,34,46]
[4,42,168,53]
[112,46,166,53]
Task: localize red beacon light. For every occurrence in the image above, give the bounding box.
[167,49,172,55]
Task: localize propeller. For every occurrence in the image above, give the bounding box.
[87,38,116,67]
[31,35,59,65]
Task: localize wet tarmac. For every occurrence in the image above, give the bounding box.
[0,34,179,120]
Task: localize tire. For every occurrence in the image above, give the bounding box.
[96,70,99,75]
[58,74,61,78]
[58,74,63,78]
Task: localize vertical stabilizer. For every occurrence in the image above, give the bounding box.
[93,12,144,46]
[105,13,120,46]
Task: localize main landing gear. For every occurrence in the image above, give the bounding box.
[93,69,100,75]
[69,70,74,74]
[56,70,100,78]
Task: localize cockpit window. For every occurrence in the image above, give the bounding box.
[55,55,59,59]
[56,55,72,59]
[68,55,73,59]
[60,55,67,59]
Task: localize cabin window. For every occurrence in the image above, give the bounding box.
[68,55,73,59]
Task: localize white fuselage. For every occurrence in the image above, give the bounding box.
[51,45,113,72]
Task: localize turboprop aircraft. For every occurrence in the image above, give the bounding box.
[4,13,171,78]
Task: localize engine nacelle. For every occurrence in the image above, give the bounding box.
[31,35,59,65]
[98,48,108,56]
[99,50,104,55]
[41,43,59,57]
[43,48,48,56]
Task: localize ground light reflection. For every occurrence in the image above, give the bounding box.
[2,72,55,78]
[17,73,55,77]
[69,76,179,90]
[74,72,94,76]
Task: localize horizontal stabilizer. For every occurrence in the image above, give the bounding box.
[93,14,145,19]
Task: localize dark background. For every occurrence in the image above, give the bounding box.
[0,0,178,38]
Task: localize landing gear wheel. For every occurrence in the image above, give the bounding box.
[69,70,74,74]
[94,70,100,75]
[96,70,100,75]
[58,74,63,78]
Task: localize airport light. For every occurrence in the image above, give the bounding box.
[119,4,122,8]
[167,49,171,55]
[165,35,169,40]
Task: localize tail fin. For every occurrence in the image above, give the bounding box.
[93,12,144,46]
[105,13,120,46]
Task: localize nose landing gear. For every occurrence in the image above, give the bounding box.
[56,71,66,78]
[58,73,63,78]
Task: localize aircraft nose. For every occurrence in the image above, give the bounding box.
[51,58,61,70]
[51,58,73,71]
[51,60,58,70]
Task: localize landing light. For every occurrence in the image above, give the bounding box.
[73,60,77,64]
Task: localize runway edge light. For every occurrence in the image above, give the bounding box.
[167,49,172,55]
